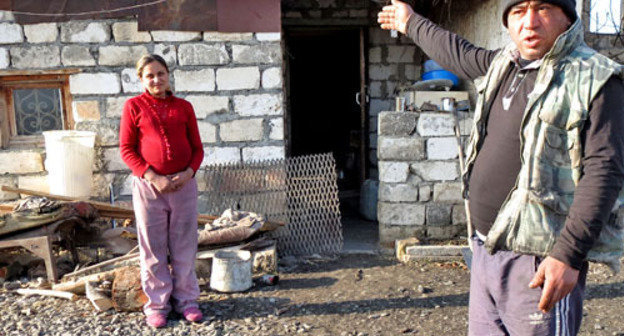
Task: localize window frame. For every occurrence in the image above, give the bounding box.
[0,70,79,148]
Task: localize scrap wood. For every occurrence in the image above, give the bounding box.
[53,269,117,295]
[86,281,113,312]
[1,186,286,227]
[61,252,140,282]
[16,288,78,301]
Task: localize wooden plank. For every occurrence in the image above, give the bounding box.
[0,69,81,78]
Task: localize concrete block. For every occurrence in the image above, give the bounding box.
[61,45,95,66]
[184,95,229,118]
[269,118,284,140]
[433,182,463,202]
[452,204,467,225]
[103,147,126,171]
[368,47,382,63]
[153,44,177,66]
[426,225,465,240]
[91,173,114,198]
[18,174,49,194]
[405,64,421,81]
[220,118,264,142]
[284,11,303,18]
[0,176,17,201]
[72,100,100,122]
[10,46,60,69]
[369,64,398,80]
[379,224,426,245]
[0,48,8,68]
[332,10,349,17]
[368,27,396,45]
[378,137,425,161]
[417,113,455,137]
[24,23,57,43]
[419,185,432,202]
[378,202,425,225]
[370,115,378,133]
[120,68,142,93]
[76,120,119,147]
[216,67,260,90]
[232,44,281,64]
[99,45,148,66]
[379,161,409,183]
[378,183,418,202]
[197,121,217,143]
[410,161,459,181]
[370,99,393,116]
[202,147,241,165]
[70,73,120,95]
[174,69,215,92]
[427,137,458,160]
[0,23,22,44]
[262,67,282,89]
[61,22,109,43]
[233,94,281,116]
[204,32,253,41]
[405,245,465,257]
[105,96,133,118]
[459,115,474,136]
[151,31,201,42]
[426,204,452,226]
[369,81,382,98]
[378,112,417,136]
[178,43,229,66]
[0,11,14,22]
[386,45,416,63]
[255,33,281,41]
[411,91,469,111]
[349,9,368,17]
[243,146,286,162]
[112,21,151,42]
[0,151,43,174]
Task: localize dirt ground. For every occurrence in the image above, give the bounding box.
[1,253,624,335]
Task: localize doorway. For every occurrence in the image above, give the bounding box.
[285,28,364,192]
[284,27,378,252]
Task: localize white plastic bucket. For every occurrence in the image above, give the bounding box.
[43,130,96,198]
[210,250,252,292]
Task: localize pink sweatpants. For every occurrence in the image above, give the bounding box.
[132,177,200,316]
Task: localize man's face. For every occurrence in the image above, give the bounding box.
[506,1,572,60]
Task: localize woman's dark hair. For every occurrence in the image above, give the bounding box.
[136,54,169,78]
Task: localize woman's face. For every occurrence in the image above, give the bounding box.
[140,61,169,98]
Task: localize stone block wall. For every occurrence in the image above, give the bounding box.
[377,108,472,245]
[0,11,283,202]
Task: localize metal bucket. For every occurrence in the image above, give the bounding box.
[210,250,252,292]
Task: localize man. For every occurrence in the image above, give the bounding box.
[378,1,624,335]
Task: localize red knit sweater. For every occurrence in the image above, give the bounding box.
[120,92,204,177]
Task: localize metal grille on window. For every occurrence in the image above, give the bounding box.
[13,88,63,136]
[200,153,343,256]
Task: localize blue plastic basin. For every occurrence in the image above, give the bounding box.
[422,70,459,87]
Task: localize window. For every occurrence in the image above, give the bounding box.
[590,0,622,34]
[0,70,76,148]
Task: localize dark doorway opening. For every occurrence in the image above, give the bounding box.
[285,27,378,252]
[285,28,363,193]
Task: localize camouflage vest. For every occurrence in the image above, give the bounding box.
[463,19,624,271]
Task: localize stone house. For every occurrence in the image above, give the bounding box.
[0,0,620,248]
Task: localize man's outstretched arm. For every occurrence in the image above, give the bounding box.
[378,0,495,80]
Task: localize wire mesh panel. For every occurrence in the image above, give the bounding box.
[199,153,343,255]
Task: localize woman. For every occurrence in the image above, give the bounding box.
[119,54,204,328]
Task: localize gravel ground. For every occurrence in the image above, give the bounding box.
[0,254,623,336]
